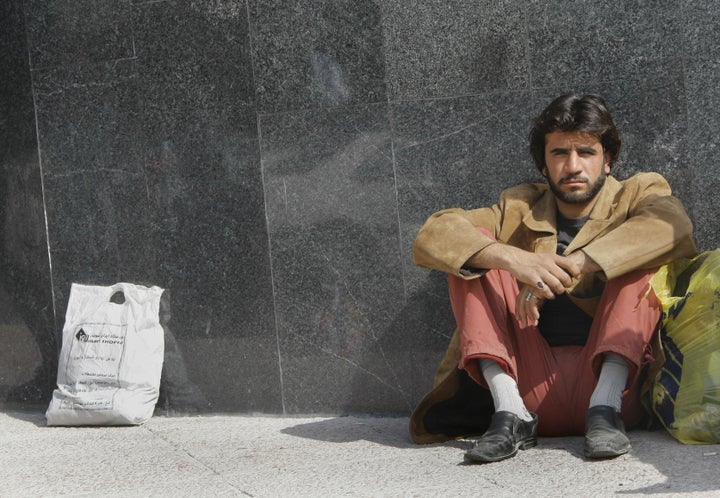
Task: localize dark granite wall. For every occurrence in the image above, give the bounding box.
[0,0,56,403]
[1,0,717,415]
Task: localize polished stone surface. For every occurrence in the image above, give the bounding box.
[24,0,134,70]
[683,0,720,61]
[685,57,720,251]
[136,0,280,412]
[527,0,682,87]
[0,0,717,415]
[260,104,413,413]
[250,0,387,112]
[381,0,529,100]
[0,0,56,403]
[392,91,537,350]
[393,91,537,247]
[32,59,153,317]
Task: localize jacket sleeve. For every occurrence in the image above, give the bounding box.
[581,173,697,280]
[412,184,544,278]
[412,205,501,278]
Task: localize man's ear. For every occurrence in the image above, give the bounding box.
[542,167,548,177]
[603,151,612,174]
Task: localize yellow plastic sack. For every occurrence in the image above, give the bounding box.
[649,250,720,444]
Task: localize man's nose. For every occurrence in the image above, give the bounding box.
[565,151,582,172]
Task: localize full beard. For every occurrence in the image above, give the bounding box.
[547,170,607,205]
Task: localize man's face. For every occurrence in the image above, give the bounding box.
[543,131,611,212]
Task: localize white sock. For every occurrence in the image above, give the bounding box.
[479,358,533,421]
[589,353,629,412]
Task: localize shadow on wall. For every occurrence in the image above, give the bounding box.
[0,282,46,406]
[155,289,209,415]
[0,157,57,406]
[340,269,457,417]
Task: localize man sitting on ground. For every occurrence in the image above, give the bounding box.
[410,93,697,462]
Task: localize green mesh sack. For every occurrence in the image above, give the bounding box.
[649,250,720,444]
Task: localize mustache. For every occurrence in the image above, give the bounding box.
[559,175,588,185]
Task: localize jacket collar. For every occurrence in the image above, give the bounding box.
[522,176,622,252]
[522,185,557,235]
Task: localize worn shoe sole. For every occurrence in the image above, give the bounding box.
[584,405,631,459]
[464,436,538,463]
[584,441,630,459]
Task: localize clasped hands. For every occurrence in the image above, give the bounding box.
[512,251,583,327]
[467,242,597,327]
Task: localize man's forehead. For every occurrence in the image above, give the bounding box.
[545,130,602,148]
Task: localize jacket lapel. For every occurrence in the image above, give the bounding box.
[522,177,624,255]
[565,176,621,254]
[522,188,557,253]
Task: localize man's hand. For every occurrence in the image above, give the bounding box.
[514,250,600,326]
[510,250,578,327]
[467,242,590,326]
[468,243,580,293]
[516,283,544,327]
[566,249,601,274]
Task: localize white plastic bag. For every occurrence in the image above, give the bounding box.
[46,282,165,426]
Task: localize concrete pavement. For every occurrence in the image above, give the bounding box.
[1,409,719,497]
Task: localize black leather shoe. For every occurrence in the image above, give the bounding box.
[464,411,538,463]
[584,405,631,459]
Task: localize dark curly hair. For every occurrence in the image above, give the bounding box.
[529,94,621,174]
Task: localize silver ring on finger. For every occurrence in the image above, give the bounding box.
[524,291,533,302]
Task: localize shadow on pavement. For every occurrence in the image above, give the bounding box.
[280,415,469,451]
[617,430,720,495]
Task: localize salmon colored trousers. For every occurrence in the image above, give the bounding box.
[449,266,661,436]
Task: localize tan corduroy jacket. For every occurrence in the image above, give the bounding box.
[410,172,698,443]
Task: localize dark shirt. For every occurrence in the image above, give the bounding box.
[537,212,593,347]
[556,213,587,255]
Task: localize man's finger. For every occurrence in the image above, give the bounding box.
[526,300,540,326]
[548,266,573,288]
[554,255,581,278]
[536,273,563,296]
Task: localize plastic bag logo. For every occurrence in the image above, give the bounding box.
[72,327,125,345]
